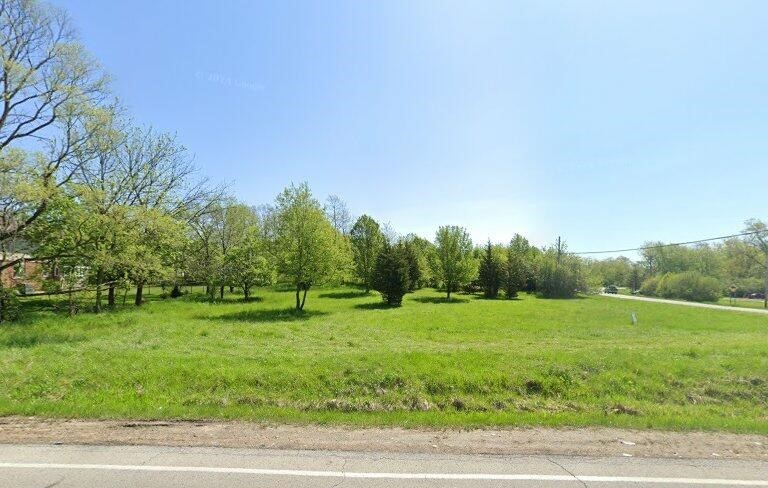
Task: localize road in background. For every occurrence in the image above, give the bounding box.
[600,293,768,314]
[2,444,768,487]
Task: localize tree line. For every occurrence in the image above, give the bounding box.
[585,220,768,307]
[2,0,765,321]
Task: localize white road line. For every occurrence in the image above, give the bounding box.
[1,462,766,486]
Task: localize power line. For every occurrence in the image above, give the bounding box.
[571,231,760,256]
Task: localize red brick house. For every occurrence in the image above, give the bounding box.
[0,254,44,293]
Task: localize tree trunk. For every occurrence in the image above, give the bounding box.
[0,284,5,323]
[94,268,103,313]
[68,287,76,317]
[446,282,452,300]
[300,287,308,310]
[107,285,115,308]
[219,285,224,300]
[135,283,144,306]
[230,286,234,293]
[295,285,301,310]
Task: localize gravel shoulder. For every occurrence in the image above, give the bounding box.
[1,417,765,461]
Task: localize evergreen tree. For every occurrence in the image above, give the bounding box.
[372,243,412,306]
[478,241,502,298]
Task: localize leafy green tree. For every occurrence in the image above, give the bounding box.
[535,240,585,298]
[0,0,109,272]
[478,241,503,298]
[215,203,260,298]
[224,228,274,300]
[504,236,531,298]
[742,219,768,308]
[403,234,437,288]
[434,225,475,300]
[372,242,411,306]
[274,183,338,310]
[350,215,385,293]
[124,208,186,305]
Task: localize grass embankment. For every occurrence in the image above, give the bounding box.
[1,287,766,433]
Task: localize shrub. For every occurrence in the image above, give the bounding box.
[729,278,764,297]
[536,252,585,298]
[639,275,660,296]
[0,287,21,322]
[656,271,721,302]
[372,243,412,306]
[642,271,722,302]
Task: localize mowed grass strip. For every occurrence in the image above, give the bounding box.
[1,287,766,433]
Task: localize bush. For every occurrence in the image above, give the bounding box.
[645,271,722,302]
[372,243,412,306]
[728,278,764,297]
[536,252,585,299]
[0,287,21,322]
[639,275,660,296]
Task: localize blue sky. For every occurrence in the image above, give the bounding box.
[58,0,768,255]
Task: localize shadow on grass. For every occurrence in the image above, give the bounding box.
[474,295,523,301]
[203,308,328,323]
[183,294,264,304]
[0,330,87,349]
[412,296,470,304]
[319,290,370,299]
[353,302,397,310]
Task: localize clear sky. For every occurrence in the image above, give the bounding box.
[58,0,768,255]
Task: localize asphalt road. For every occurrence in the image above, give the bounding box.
[600,293,768,314]
[2,444,767,487]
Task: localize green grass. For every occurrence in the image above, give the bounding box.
[1,286,767,433]
[716,297,768,310]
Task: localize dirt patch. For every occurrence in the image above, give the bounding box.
[0,416,765,460]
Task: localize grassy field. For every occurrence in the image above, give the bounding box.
[1,286,767,433]
[717,297,768,310]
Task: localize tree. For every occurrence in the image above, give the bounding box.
[372,242,411,306]
[324,195,352,236]
[536,240,585,298]
[349,215,385,293]
[214,203,259,298]
[0,0,109,271]
[403,234,437,288]
[504,236,531,298]
[224,228,274,300]
[434,225,475,300]
[629,263,643,292]
[402,239,422,291]
[187,205,225,300]
[123,208,186,306]
[478,241,502,298]
[274,183,338,310]
[742,219,768,308]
